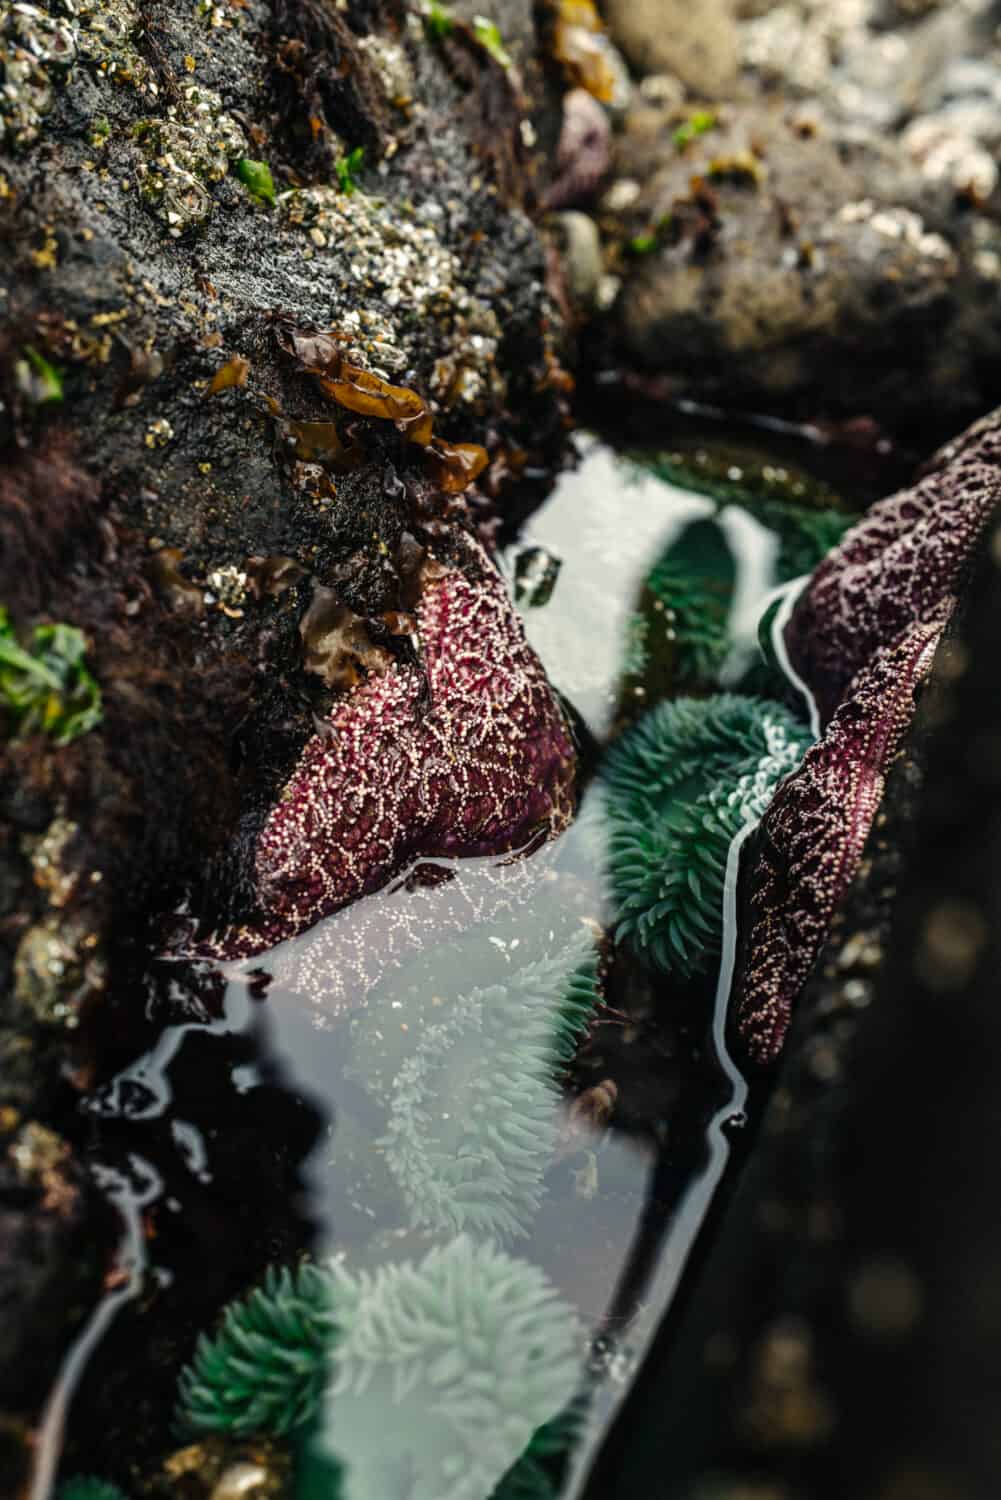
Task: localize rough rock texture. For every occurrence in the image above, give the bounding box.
[0,0,574,1470]
[598,98,1001,439]
[600,0,740,98]
[578,505,1001,1500]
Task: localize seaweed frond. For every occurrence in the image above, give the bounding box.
[0,607,102,744]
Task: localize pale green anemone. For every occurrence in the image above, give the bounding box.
[177,1262,338,1437]
[318,1235,583,1500]
[378,928,601,1241]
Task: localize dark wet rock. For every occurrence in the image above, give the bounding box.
[597,99,1001,440]
[577,502,1001,1500]
[601,0,740,99]
[0,0,573,1459]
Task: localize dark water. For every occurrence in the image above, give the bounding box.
[38,437,828,1500]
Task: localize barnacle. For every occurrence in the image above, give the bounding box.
[56,1480,129,1500]
[319,1234,583,1500]
[176,1261,339,1437]
[379,929,600,1240]
[602,695,811,978]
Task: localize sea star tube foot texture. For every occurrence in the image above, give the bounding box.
[783,414,1001,728]
[737,407,1001,1064]
[196,531,577,971]
[736,612,946,1066]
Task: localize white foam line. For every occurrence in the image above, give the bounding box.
[769,573,821,741]
[30,1154,162,1500]
[565,818,756,1497]
[85,985,252,1122]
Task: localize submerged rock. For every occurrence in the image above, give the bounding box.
[599,97,1001,438]
[601,0,740,98]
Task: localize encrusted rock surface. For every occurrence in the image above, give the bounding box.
[0,0,574,1477]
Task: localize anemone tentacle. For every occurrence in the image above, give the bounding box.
[379,928,601,1240]
[602,695,811,978]
[176,1261,340,1437]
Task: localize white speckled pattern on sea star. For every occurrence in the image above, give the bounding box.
[785,418,1001,725]
[737,609,947,1065]
[202,531,577,968]
[738,409,1001,1064]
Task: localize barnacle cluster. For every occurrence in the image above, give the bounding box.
[379,929,601,1240]
[0,2,76,152]
[177,1262,339,1437]
[176,1238,582,1500]
[276,188,506,415]
[132,84,247,235]
[601,695,811,979]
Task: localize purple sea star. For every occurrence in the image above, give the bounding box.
[194,532,577,980]
[784,416,1001,727]
[737,410,1001,1063]
[736,608,946,1066]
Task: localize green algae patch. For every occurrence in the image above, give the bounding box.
[17,345,64,404]
[236,157,276,206]
[473,15,512,68]
[423,0,454,40]
[672,110,717,150]
[334,146,365,196]
[0,609,102,744]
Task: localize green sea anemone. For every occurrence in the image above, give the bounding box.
[639,451,853,584]
[492,1405,583,1500]
[379,929,601,1241]
[318,1235,583,1500]
[601,695,811,978]
[176,1261,339,1437]
[645,518,734,687]
[56,1481,129,1500]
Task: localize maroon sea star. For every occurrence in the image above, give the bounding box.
[736,410,1001,1063]
[195,531,577,979]
[784,415,1001,726]
[736,608,946,1065]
